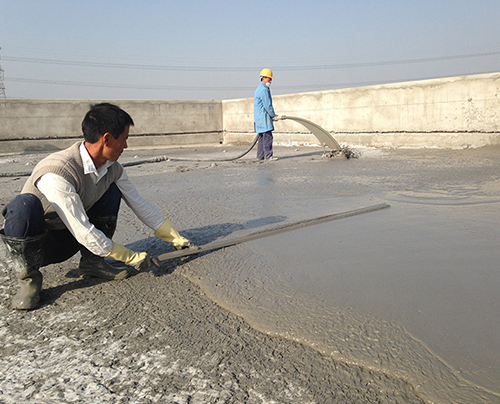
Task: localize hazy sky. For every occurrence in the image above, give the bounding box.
[1,0,499,100]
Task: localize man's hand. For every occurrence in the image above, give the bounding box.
[272,115,286,121]
[131,253,160,271]
[154,219,194,250]
[172,236,194,250]
[107,243,160,271]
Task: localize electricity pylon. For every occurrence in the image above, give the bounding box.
[0,47,6,98]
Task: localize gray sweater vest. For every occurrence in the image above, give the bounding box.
[22,142,124,230]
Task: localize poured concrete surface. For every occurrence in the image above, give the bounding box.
[1,145,499,403]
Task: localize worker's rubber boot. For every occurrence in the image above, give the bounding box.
[78,217,129,280]
[0,230,46,310]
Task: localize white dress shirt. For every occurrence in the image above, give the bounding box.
[36,142,164,257]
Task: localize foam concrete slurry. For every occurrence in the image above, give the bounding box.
[1,145,500,404]
[164,146,500,404]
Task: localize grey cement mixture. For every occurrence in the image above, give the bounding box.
[1,145,499,404]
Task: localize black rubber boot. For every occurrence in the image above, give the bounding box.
[0,230,46,310]
[78,217,129,280]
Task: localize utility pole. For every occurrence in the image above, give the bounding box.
[0,47,6,98]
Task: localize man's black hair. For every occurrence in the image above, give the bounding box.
[81,103,134,143]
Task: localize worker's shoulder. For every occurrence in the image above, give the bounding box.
[254,83,269,97]
[39,142,80,166]
[29,143,82,180]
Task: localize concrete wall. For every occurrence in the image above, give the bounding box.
[223,72,500,148]
[0,100,222,153]
[0,72,499,154]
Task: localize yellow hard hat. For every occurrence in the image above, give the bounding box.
[260,68,273,79]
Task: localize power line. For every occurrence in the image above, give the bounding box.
[6,77,250,91]
[3,51,500,72]
[8,71,496,94]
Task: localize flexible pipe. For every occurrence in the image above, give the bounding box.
[0,134,260,178]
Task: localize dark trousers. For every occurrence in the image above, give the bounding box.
[257,131,274,160]
[1,184,122,266]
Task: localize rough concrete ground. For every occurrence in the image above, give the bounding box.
[0,144,499,404]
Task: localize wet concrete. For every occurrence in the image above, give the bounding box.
[1,145,499,403]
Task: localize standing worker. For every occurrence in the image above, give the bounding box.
[0,103,192,310]
[254,68,282,161]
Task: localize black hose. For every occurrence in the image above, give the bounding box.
[0,134,260,178]
[122,133,259,166]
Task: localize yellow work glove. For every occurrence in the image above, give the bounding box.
[107,243,159,271]
[154,219,192,250]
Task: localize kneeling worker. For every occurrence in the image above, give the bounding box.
[0,103,192,310]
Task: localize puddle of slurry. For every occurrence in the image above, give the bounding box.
[180,198,500,404]
[171,147,500,404]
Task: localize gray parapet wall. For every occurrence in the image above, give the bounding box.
[223,72,500,149]
[0,72,499,154]
[0,100,223,153]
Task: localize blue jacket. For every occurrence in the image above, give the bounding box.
[254,82,276,133]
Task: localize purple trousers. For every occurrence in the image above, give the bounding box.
[257,131,274,160]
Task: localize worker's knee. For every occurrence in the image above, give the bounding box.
[2,193,45,237]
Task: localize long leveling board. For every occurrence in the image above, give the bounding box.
[156,203,390,263]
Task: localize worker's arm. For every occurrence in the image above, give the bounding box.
[115,170,192,249]
[261,87,276,119]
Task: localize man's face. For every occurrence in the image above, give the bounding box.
[104,126,129,162]
[262,77,272,84]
